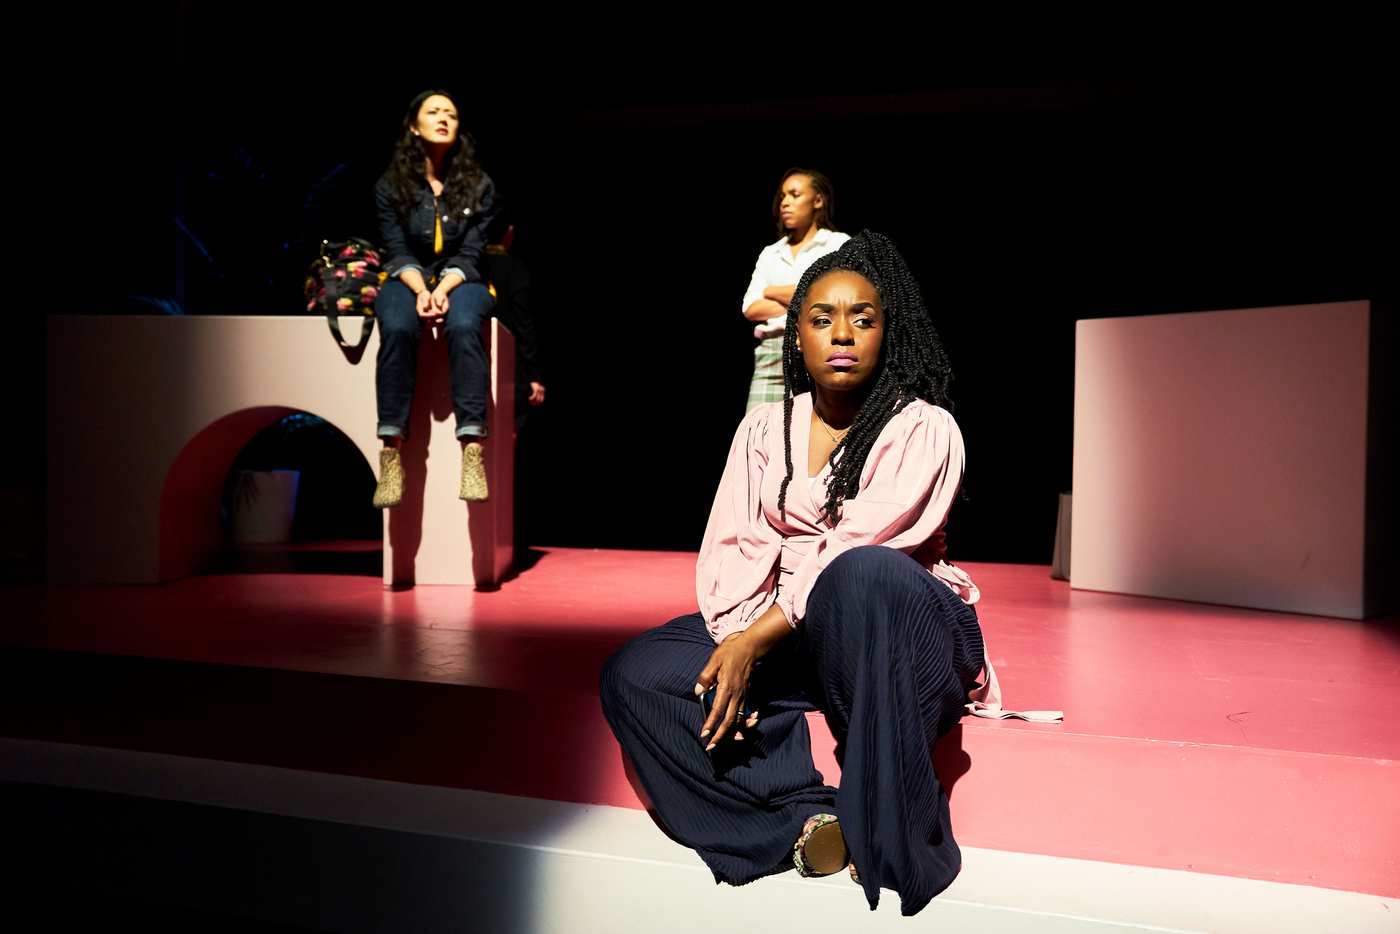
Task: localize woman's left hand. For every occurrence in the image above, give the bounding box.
[695,631,762,751]
[528,382,546,405]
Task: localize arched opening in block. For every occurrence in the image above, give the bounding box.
[220,412,380,573]
[159,406,376,580]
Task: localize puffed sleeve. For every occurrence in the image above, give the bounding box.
[696,404,784,643]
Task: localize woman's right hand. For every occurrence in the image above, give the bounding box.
[415,288,437,320]
[694,605,793,750]
[695,631,763,751]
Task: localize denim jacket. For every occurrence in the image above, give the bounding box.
[374,172,498,284]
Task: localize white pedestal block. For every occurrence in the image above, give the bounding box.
[46,315,514,588]
[1071,301,1393,619]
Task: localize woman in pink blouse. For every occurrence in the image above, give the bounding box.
[602,231,1014,916]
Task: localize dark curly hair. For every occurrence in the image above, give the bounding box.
[777,230,955,522]
[384,89,485,220]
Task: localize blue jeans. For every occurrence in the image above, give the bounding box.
[375,279,493,440]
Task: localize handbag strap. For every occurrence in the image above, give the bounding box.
[325,313,375,352]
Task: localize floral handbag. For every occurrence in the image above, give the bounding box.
[304,238,385,351]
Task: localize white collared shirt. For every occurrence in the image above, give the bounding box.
[741,229,851,338]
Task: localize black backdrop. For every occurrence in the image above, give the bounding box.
[29,12,1393,566]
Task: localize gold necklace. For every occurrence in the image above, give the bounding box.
[813,410,851,445]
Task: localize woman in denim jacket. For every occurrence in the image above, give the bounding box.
[371,89,498,508]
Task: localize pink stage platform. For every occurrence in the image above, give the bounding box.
[4,547,1397,897]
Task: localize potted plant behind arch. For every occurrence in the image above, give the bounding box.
[230,468,301,545]
[226,414,316,545]
[222,412,380,549]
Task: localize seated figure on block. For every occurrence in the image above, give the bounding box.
[371,89,498,508]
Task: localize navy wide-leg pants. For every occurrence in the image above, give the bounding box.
[599,545,985,916]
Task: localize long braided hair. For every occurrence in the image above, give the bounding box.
[777,230,955,522]
[384,89,485,219]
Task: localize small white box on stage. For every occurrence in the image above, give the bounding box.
[1071,300,1394,619]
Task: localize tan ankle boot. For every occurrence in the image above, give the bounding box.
[372,447,404,509]
[460,441,488,502]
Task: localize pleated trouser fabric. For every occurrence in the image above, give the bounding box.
[599,545,985,915]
